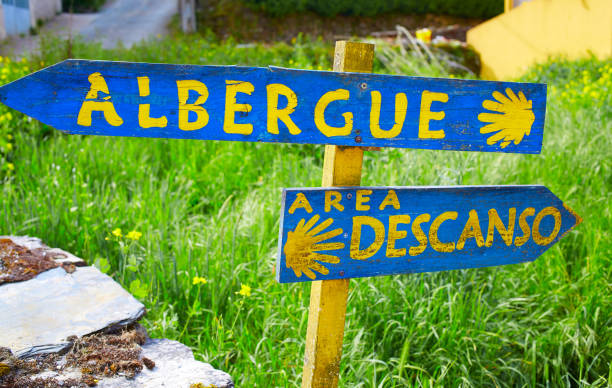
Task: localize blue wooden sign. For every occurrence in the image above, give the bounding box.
[0,59,547,153]
[276,186,581,283]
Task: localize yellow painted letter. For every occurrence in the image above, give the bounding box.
[515,207,535,247]
[177,80,209,131]
[77,72,123,127]
[370,91,407,138]
[379,189,400,210]
[532,207,562,246]
[387,215,410,257]
[288,193,313,214]
[409,214,430,256]
[324,191,344,212]
[485,208,516,247]
[418,90,448,139]
[356,190,372,211]
[314,89,352,137]
[267,83,300,135]
[457,209,484,250]
[224,80,254,135]
[429,211,457,252]
[138,76,167,128]
[350,216,385,260]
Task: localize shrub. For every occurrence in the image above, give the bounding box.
[244,0,503,18]
[62,0,107,13]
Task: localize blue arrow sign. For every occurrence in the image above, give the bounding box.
[0,59,546,153]
[276,186,581,283]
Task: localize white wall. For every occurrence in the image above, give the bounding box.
[0,4,6,41]
[29,0,61,28]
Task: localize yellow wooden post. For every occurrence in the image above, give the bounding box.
[301,41,375,388]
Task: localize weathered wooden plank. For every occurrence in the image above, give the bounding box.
[277,185,582,283]
[0,59,546,153]
[301,41,372,388]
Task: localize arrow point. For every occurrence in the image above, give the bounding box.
[563,203,583,228]
[559,203,583,240]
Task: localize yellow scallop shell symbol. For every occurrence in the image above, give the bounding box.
[478,88,535,148]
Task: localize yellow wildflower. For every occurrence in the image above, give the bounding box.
[236,284,252,297]
[126,230,142,241]
[192,276,208,285]
[5,143,12,151]
[111,228,122,237]
[6,163,14,171]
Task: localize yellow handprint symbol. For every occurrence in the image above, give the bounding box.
[478,88,535,148]
[283,214,345,280]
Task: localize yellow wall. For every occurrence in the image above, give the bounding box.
[467,0,612,80]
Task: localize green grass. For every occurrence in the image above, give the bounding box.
[1,35,610,387]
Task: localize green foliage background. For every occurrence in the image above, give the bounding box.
[61,0,107,13]
[245,0,503,18]
[0,34,610,386]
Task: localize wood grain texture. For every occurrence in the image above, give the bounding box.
[277,185,582,283]
[0,59,547,153]
[301,41,372,388]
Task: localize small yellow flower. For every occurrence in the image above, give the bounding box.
[112,228,122,237]
[192,276,208,285]
[6,163,14,171]
[236,284,252,297]
[5,143,12,151]
[126,230,142,241]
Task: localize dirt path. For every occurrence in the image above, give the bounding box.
[1,0,177,58]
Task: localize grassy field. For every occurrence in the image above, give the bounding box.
[1,35,610,387]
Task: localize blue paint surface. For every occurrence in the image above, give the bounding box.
[276,186,580,283]
[0,60,547,153]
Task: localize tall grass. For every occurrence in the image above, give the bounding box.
[1,35,610,386]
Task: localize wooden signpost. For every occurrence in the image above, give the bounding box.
[277,185,582,283]
[0,41,580,388]
[0,58,547,153]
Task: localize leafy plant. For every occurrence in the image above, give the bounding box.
[62,0,107,13]
[243,0,503,18]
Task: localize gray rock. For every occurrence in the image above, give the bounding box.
[0,266,145,358]
[1,237,233,385]
[0,235,44,250]
[97,338,234,388]
[0,235,86,266]
[25,338,234,388]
